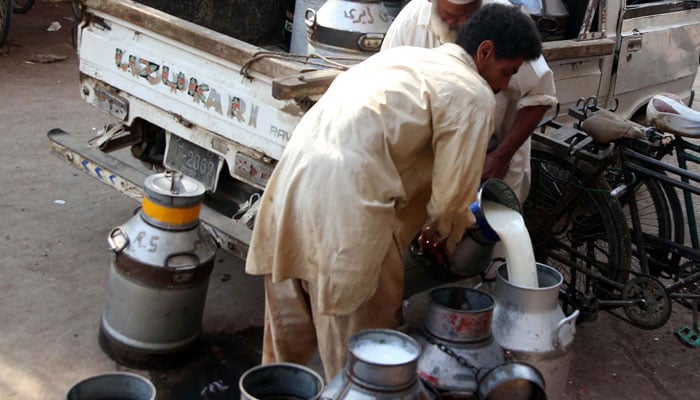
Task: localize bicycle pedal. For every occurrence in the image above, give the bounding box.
[675,325,700,347]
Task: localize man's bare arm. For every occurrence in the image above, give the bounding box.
[481,104,549,180]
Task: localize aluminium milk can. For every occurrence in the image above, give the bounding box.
[99,172,217,367]
[321,329,435,399]
[491,263,580,400]
[412,287,505,397]
[305,0,394,63]
[413,287,545,399]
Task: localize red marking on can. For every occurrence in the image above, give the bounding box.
[418,371,439,386]
[448,314,490,335]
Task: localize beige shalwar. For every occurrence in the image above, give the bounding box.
[245,43,496,380]
[381,0,558,203]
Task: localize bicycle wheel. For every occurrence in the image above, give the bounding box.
[11,0,33,14]
[0,0,10,47]
[524,147,631,312]
[616,176,684,275]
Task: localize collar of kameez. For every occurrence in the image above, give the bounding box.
[436,42,477,71]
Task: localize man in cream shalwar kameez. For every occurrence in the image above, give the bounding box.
[382,0,558,265]
[245,4,544,380]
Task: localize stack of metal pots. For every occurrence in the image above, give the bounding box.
[99,172,217,367]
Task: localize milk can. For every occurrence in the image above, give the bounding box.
[290,0,326,54]
[491,263,580,400]
[412,287,505,397]
[321,329,435,399]
[413,287,546,399]
[99,172,218,367]
[305,0,394,64]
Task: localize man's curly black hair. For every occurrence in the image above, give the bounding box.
[457,3,542,61]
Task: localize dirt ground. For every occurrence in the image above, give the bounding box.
[0,2,699,400]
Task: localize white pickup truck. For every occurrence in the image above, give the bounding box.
[49,0,700,260]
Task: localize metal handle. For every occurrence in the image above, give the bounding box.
[107,227,128,253]
[553,309,580,349]
[304,8,316,30]
[166,253,200,271]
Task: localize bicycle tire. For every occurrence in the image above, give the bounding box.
[0,0,10,48]
[524,146,631,313]
[11,0,33,14]
[620,176,674,276]
[660,181,685,257]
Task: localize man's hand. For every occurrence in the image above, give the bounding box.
[416,226,449,267]
[481,150,509,181]
[481,105,550,182]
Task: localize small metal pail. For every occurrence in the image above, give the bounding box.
[239,363,325,400]
[66,372,156,400]
[476,361,547,400]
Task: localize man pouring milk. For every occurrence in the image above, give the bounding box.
[245,4,545,381]
[382,0,558,283]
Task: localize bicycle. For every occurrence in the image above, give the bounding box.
[523,94,700,340]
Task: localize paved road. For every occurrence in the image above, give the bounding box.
[0,2,698,399]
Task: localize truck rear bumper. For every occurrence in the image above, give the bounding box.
[48,128,251,260]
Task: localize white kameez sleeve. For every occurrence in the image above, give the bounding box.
[509,56,558,110]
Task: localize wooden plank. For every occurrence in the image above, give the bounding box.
[272,69,342,100]
[543,38,615,62]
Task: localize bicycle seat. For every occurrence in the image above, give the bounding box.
[646,94,700,138]
[580,108,646,143]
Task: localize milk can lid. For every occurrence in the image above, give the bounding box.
[143,172,205,207]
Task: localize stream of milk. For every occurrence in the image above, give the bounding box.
[481,200,539,288]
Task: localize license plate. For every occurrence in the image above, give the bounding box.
[164,135,223,191]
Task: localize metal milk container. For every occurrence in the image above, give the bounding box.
[304,0,394,64]
[99,171,217,367]
[413,287,546,399]
[412,287,505,397]
[491,263,580,400]
[321,329,435,399]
